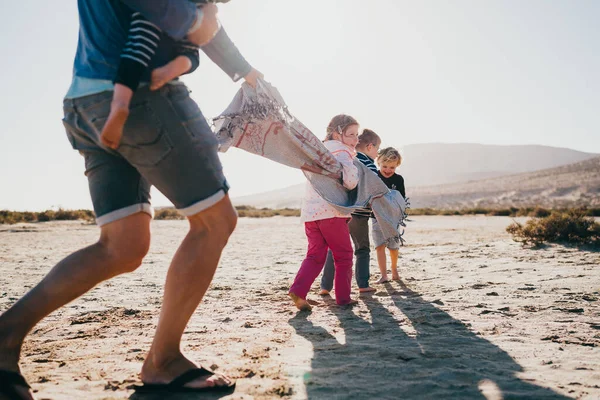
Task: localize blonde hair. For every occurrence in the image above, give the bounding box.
[324,114,359,141]
[377,147,402,166]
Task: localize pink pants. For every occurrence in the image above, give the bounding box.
[290,217,353,305]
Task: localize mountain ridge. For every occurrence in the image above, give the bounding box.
[232,143,599,209]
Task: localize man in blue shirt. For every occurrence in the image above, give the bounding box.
[0,1,260,397]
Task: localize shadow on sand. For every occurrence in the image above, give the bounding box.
[288,280,570,400]
[128,386,234,400]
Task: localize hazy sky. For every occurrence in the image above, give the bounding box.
[0,1,598,211]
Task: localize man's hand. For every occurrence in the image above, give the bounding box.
[243,68,263,89]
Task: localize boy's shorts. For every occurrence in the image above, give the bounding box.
[371,218,400,250]
[62,84,229,227]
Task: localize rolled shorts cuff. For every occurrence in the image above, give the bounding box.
[96,203,154,227]
[177,188,226,217]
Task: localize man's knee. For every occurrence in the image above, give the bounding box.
[99,213,151,273]
[110,237,150,272]
[188,195,238,244]
[219,201,238,238]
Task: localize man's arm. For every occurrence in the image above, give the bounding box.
[120,0,197,40]
[201,27,252,81]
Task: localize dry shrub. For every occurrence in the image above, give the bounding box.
[506,209,600,247]
[0,210,36,224]
[0,209,94,224]
[235,206,300,218]
[409,208,438,216]
[152,206,300,219]
[54,209,94,221]
[154,208,185,220]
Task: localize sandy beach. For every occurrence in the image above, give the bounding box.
[1,216,598,399]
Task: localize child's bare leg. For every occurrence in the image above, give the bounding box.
[150,56,193,91]
[375,245,389,284]
[100,84,132,149]
[390,249,400,280]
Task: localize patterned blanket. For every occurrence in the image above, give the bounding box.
[213,79,406,246]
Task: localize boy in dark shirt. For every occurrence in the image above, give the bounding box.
[373,147,405,283]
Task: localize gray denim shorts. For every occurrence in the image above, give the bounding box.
[371,219,400,250]
[62,84,229,226]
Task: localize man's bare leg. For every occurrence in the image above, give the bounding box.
[0,213,151,399]
[140,195,237,389]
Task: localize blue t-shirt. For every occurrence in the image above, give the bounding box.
[66,0,197,98]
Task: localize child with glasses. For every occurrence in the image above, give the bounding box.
[289,114,360,310]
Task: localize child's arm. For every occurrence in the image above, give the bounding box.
[150,40,199,90]
[120,0,197,41]
[101,12,162,149]
[176,40,201,75]
[115,12,162,92]
[335,151,359,190]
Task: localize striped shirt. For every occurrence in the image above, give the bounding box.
[115,12,200,91]
[352,152,378,218]
[122,13,162,67]
[356,152,378,174]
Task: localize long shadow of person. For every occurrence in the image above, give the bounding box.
[289,295,421,399]
[289,282,571,400]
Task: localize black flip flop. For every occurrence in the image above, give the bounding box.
[0,369,31,400]
[133,367,236,393]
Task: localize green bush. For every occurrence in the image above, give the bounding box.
[506,209,600,247]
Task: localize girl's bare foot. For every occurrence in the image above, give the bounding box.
[289,293,312,311]
[392,274,401,281]
[318,289,330,296]
[376,277,390,284]
[359,287,376,293]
